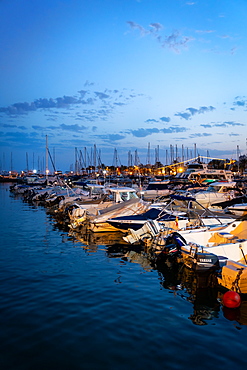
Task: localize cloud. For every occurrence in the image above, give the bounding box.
[161,126,187,133]
[189,133,212,138]
[149,23,163,32]
[84,81,94,87]
[0,97,80,115]
[161,31,193,53]
[188,106,215,115]
[129,126,187,137]
[3,124,17,128]
[32,125,44,131]
[233,99,246,107]
[224,121,244,126]
[59,124,87,132]
[175,105,215,120]
[195,30,215,34]
[0,85,140,118]
[130,128,159,137]
[214,121,244,127]
[94,92,110,100]
[160,116,171,123]
[1,131,43,148]
[145,118,159,123]
[200,124,212,128]
[78,90,88,99]
[175,112,191,120]
[108,134,125,141]
[126,21,148,37]
[127,21,193,53]
[1,123,28,130]
[32,124,87,132]
[230,47,237,55]
[114,102,126,106]
[96,133,126,142]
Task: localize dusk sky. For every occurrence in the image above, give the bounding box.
[1,0,247,172]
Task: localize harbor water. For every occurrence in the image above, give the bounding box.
[1,182,247,370]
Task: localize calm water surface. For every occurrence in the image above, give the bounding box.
[1,182,247,370]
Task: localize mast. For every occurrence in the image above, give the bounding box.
[237,145,240,174]
[75,147,78,174]
[10,152,13,172]
[53,148,56,173]
[26,152,29,173]
[128,150,133,167]
[147,142,151,166]
[46,135,49,179]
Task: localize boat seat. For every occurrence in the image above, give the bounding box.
[209,232,238,246]
[217,255,229,267]
[218,232,236,239]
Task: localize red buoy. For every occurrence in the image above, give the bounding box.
[222,291,241,308]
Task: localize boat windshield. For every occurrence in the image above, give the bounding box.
[146,183,169,190]
[206,186,220,192]
[120,191,138,201]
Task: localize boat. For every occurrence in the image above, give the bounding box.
[193,181,242,208]
[108,194,237,233]
[227,203,247,217]
[170,220,247,293]
[69,186,149,231]
[175,162,233,184]
[107,207,188,232]
[139,180,173,201]
[89,197,150,232]
[55,184,105,209]
[133,218,247,294]
[0,171,18,182]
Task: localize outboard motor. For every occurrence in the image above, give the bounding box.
[157,232,187,261]
[192,252,220,273]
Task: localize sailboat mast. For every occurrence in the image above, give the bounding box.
[46,135,49,179]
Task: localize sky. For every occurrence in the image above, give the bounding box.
[1,0,247,172]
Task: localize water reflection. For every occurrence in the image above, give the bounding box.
[69,227,129,251]
[13,194,247,328]
[177,268,221,326]
[68,227,247,327]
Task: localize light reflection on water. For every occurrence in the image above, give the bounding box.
[1,183,247,370]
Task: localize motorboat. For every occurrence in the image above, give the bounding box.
[69,186,149,231]
[175,162,233,184]
[88,197,150,232]
[107,207,188,232]
[139,180,173,201]
[193,181,242,208]
[127,218,247,294]
[108,194,237,234]
[227,203,247,217]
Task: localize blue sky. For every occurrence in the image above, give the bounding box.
[1,0,247,172]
